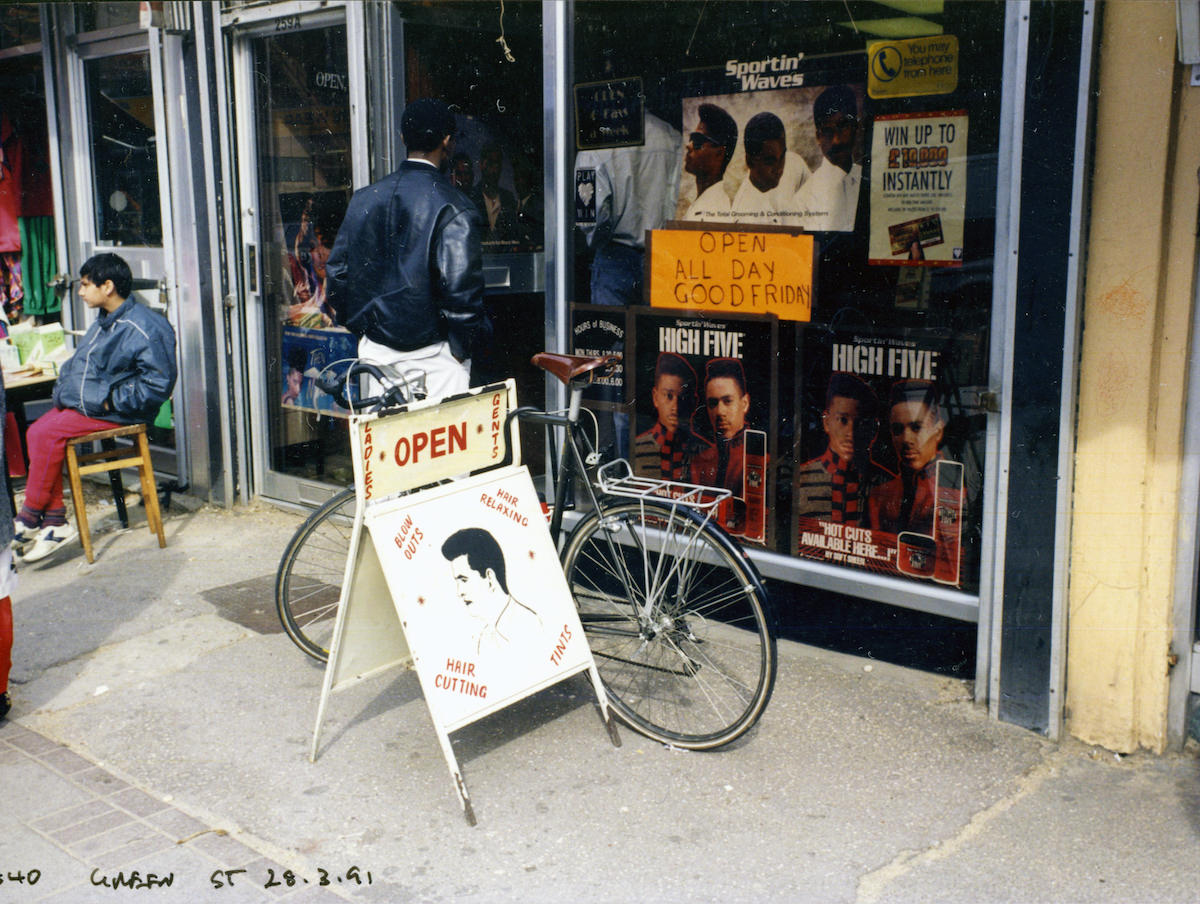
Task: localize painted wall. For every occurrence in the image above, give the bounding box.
[1068,1,1197,752]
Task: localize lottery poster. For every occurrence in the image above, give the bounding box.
[868,110,968,267]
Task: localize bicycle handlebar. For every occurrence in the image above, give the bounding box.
[314,361,423,412]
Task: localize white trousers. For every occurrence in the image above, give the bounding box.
[358,337,470,404]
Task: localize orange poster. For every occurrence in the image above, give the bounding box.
[647,227,814,322]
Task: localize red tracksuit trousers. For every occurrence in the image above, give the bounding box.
[22,407,118,517]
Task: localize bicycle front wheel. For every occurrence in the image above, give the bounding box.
[276,487,356,662]
[561,498,776,749]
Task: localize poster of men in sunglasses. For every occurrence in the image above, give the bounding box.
[793,330,976,589]
[675,83,865,233]
[631,310,777,547]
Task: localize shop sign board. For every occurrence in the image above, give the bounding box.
[356,381,516,503]
[673,84,867,234]
[792,329,978,591]
[867,36,959,99]
[647,227,814,321]
[571,304,629,407]
[312,390,617,824]
[574,77,645,150]
[363,467,597,732]
[280,326,357,417]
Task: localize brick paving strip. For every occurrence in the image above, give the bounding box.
[0,720,348,902]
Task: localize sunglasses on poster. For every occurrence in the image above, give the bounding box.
[688,131,722,149]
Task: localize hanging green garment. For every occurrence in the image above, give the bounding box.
[17,215,58,316]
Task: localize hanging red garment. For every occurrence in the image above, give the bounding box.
[0,113,21,253]
[5,413,24,478]
[17,116,53,219]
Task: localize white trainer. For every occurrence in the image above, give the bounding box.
[12,519,37,550]
[20,523,79,563]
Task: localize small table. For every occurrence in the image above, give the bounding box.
[4,368,57,437]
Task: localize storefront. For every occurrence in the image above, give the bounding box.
[559,0,1094,739]
[221,0,549,508]
[211,0,1099,739]
[2,2,232,503]
[7,1,1198,750]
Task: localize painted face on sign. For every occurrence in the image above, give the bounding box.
[480,147,503,191]
[283,367,303,404]
[746,138,785,193]
[889,400,944,472]
[452,157,473,191]
[815,111,858,174]
[449,554,507,624]
[685,122,726,183]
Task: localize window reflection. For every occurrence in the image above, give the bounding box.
[253,25,356,483]
[86,52,162,246]
[75,2,142,33]
[0,3,42,48]
[397,1,544,253]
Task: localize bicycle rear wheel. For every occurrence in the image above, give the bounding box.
[561,498,776,749]
[276,487,356,662]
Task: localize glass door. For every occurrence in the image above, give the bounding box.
[66,17,179,466]
[393,1,548,471]
[232,12,361,505]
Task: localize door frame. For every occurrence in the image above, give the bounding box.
[224,1,368,507]
[1170,243,1200,746]
[46,9,184,479]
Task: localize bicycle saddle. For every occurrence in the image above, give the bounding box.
[532,352,621,385]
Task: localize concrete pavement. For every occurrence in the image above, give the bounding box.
[1,490,1198,903]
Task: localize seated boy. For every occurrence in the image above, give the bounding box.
[14,253,177,563]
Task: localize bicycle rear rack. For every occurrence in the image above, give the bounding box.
[595,459,731,513]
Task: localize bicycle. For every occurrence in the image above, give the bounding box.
[276,352,777,750]
[274,362,425,662]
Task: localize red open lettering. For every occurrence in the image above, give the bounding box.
[412,431,429,459]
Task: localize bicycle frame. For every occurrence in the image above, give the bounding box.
[510,379,733,634]
[507,378,601,544]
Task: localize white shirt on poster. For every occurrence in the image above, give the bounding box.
[683,182,733,222]
[730,151,811,226]
[793,160,862,232]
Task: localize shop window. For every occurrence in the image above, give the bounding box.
[395,0,544,254]
[252,24,355,483]
[0,52,58,323]
[75,2,142,33]
[84,52,162,247]
[0,3,42,49]
[571,1,1003,598]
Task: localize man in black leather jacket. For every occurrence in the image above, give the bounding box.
[325,98,492,401]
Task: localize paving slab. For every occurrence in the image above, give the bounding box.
[0,499,1196,903]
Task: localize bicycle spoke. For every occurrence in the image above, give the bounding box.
[277,488,357,662]
[563,500,776,749]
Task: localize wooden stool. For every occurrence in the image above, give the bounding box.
[65,423,167,563]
